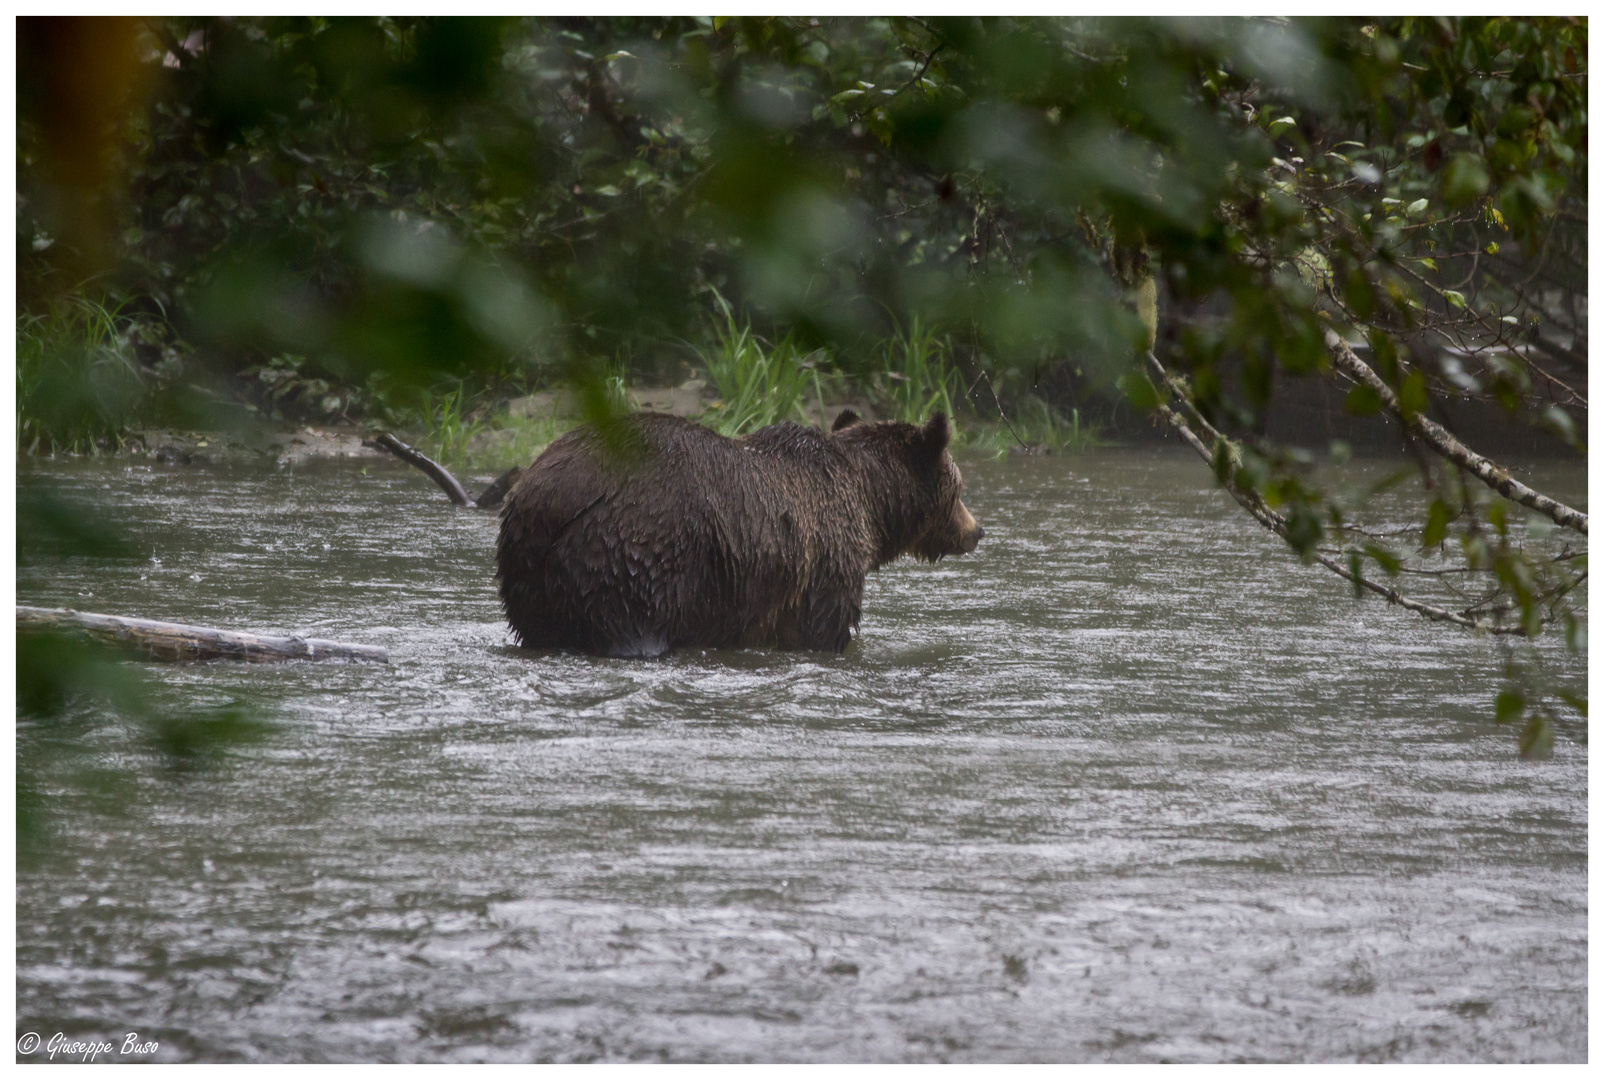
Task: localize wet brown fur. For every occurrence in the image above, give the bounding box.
[496,411,982,656]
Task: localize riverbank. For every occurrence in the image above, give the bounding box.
[29,375,1088,471]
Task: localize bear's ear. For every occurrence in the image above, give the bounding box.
[830,408,861,433]
[921,412,951,458]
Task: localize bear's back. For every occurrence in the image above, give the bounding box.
[497,413,858,655]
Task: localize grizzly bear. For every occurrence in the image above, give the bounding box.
[496,410,982,656]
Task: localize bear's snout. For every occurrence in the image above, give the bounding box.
[954,499,983,554]
[907,496,982,562]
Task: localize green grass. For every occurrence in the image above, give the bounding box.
[419,385,488,463]
[962,393,1101,457]
[364,381,491,467]
[569,358,635,425]
[875,316,963,426]
[17,292,150,453]
[458,411,576,473]
[697,292,827,436]
[18,286,1100,467]
[445,362,626,473]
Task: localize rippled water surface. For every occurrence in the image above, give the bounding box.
[15,447,1587,1062]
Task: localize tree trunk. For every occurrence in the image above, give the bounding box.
[17,605,389,664]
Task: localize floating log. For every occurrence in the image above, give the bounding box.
[17,606,389,664]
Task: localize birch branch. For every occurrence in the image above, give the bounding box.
[1323,331,1587,536]
[1144,353,1537,635]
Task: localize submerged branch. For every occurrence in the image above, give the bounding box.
[369,433,524,510]
[373,433,472,506]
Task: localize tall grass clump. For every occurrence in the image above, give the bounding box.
[569,357,634,424]
[875,316,963,426]
[364,378,493,466]
[698,292,824,436]
[17,293,150,453]
[419,385,488,464]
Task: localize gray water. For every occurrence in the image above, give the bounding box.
[15,447,1587,1063]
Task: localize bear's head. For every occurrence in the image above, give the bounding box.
[832,410,984,564]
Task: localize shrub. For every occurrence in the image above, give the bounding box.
[17,293,150,453]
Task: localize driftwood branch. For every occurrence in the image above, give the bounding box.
[373,433,471,506]
[370,432,523,509]
[1324,331,1588,536]
[18,606,389,664]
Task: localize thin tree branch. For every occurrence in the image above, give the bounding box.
[1324,332,1588,536]
[1146,352,1545,635]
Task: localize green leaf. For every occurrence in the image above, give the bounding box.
[153,701,269,761]
[1487,500,1508,535]
[1285,505,1323,556]
[1518,714,1554,760]
[1541,405,1581,448]
[1345,383,1383,416]
[1555,690,1587,718]
[1120,372,1160,412]
[1494,690,1525,724]
[1421,499,1451,547]
[1522,599,1542,638]
[1343,267,1374,319]
[1405,197,1429,216]
[1396,369,1428,417]
[1441,153,1490,206]
[1441,289,1466,309]
[1364,543,1401,576]
[1366,331,1400,382]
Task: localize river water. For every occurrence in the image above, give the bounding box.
[15,446,1587,1063]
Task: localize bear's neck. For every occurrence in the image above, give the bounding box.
[841,447,932,567]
